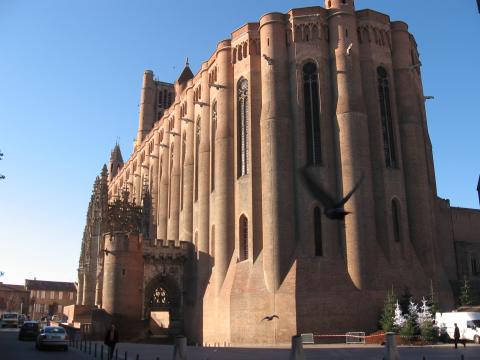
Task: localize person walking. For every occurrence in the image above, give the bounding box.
[453,323,466,348]
[104,324,119,359]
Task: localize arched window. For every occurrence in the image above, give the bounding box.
[211,101,217,192]
[181,131,186,210]
[303,62,322,166]
[150,287,168,306]
[314,207,323,256]
[195,117,200,201]
[377,66,396,168]
[392,199,401,243]
[239,215,248,261]
[237,78,249,177]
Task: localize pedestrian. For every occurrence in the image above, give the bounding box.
[453,323,465,348]
[104,324,119,359]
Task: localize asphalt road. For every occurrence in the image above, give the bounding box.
[0,328,91,360]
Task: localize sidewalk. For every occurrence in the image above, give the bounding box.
[72,341,480,360]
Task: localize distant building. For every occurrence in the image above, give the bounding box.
[25,279,77,320]
[0,282,29,315]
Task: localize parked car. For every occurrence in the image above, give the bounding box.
[18,321,40,341]
[36,326,68,351]
[1,312,19,328]
[436,311,480,343]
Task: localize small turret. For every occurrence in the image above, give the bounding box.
[175,58,194,94]
[325,0,355,11]
[109,143,124,181]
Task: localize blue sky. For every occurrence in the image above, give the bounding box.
[0,0,479,285]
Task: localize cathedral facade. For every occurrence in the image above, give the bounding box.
[77,0,480,345]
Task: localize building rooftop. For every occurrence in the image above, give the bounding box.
[0,282,28,292]
[25,279,76,292]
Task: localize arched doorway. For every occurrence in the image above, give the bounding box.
[144,275,183,338]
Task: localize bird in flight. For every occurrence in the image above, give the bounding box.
[262,315,279,321]
[301,167,364,221]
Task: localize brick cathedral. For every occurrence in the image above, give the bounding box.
[77,0,480,345]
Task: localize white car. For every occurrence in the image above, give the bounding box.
[436,311,480,343]
[36,326,69,351]
[1,312,19,328]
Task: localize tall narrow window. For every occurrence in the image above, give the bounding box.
[195,117,200,201]
[239,215,248,261]
[314,207,323,256]
[168,143,174,218]
[237,79,249,177]
[303,62,321,166]
[392,199,401,243]
[377,66,397,168]
[181,132,186,210]
[211,101,217,192]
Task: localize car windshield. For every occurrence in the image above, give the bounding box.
[45,327,65,334]
[3,314,17,319]
[473,320,480,327]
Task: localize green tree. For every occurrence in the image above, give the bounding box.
[427,280,440,316]
[379,288,396,332]
[459,277,473,307]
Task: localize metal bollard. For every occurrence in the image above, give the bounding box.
[101,344,104,360]
[95,343,97,358]
[136,354,140,360]
[384,332,400,360]
[89,341,92,354]
[289,335,305,360]
[115,348,118,360]
[461,355,464,360]
[125,351,128,360]
[173,335,187,360]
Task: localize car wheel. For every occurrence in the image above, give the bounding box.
[474,335,480,344]
[63,346,68,351]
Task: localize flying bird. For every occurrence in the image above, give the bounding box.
[346,43,353,56]
[262,315,279,321]
[262,54,274,65]
[301,167,364,220]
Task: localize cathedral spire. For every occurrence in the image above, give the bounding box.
[108,143,124,181]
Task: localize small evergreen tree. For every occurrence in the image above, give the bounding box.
[400,299,419,339]
[459,277,473,307]
[417,297,433,326]
[380,289,396,332]
[427,280,439,316]
[393,301,406,330]
[418,297,436,342]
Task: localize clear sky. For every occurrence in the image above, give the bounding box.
[0,0,479,286]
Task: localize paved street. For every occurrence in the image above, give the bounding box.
[74,340,480,360]
[0,328,90,360]
[3,328,480,359]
